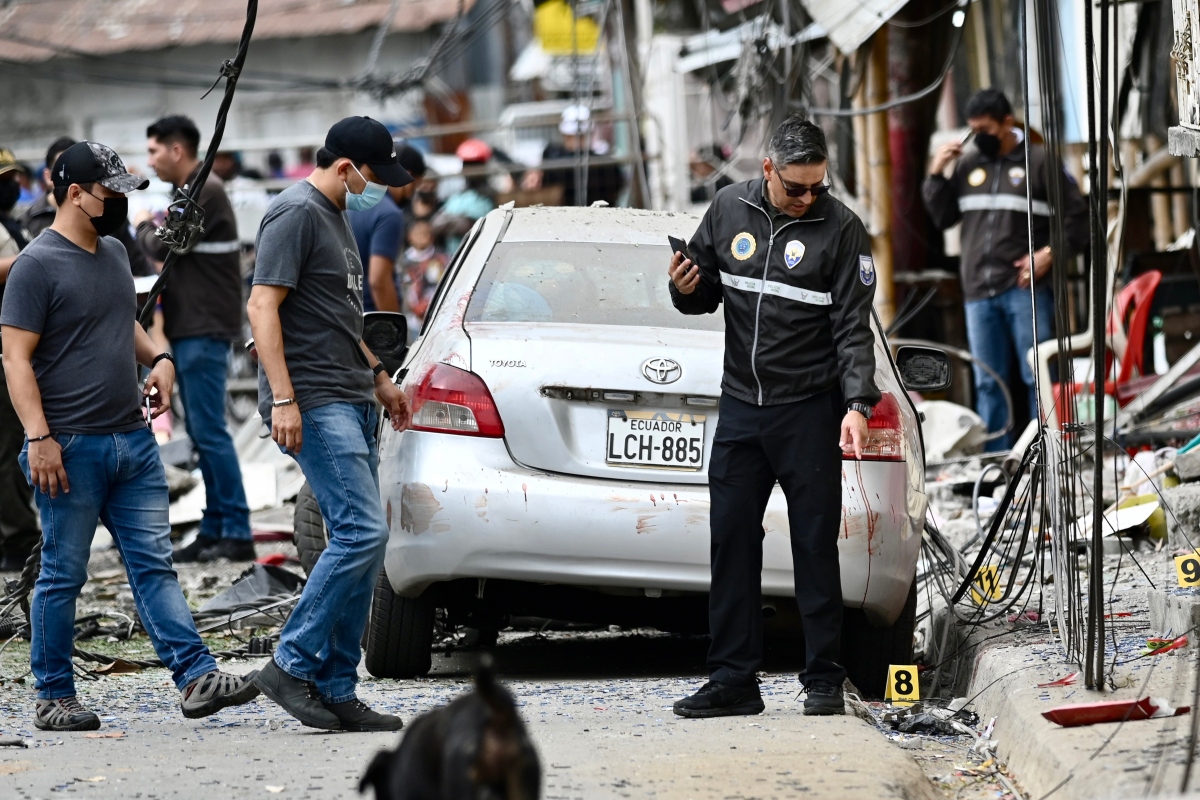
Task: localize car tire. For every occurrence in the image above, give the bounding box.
[840,576,917,699]
[364,569,435,679]
[292,482,328,578]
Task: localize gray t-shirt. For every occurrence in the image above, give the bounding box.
[0,230,143,435]
[253,181,374,420]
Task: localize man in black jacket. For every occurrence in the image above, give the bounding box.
[668,114,879,718]
[922,89,1087,448]
[137,116,252,562]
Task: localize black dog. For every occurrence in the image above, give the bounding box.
[359,662,540,800]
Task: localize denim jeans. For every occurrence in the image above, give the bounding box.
[964,285,1055,451]
[172,337,251,542]
[272,402,386,703]
[19,429,217,699]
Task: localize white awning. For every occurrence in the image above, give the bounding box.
[797,0,911,54]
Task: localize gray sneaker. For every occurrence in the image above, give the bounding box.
[34,697,101,731]
[181,670,262,719]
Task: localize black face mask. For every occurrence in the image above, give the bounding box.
[84,191,128,237]
[975,132,1002,159]
[0,179,20,213]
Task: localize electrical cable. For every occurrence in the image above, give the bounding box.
[137,0,258,330]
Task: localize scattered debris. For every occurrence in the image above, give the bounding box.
[1042,697,1191,728]
[1036,672,1079,688]
[93,658,143,675]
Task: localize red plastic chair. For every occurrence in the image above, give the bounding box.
[1053,269,1162,422]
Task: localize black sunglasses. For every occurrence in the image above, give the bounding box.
[769,160,831,199]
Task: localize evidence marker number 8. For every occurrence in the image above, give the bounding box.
[885,664,919,705]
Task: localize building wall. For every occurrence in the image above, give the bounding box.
[0,31,437,169]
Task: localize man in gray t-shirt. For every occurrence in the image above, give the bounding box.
[0,141,260,731]
[247,117,412,732]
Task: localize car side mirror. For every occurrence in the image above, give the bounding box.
[895,346,952,392]
[363,311,409,377]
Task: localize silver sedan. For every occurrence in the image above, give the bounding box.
[365,205,930,697]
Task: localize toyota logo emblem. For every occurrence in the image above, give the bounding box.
[641,358,682,384]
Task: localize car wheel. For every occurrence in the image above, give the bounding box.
[292,482,328,578]
[364,569,435,679]
[841,576,917,699]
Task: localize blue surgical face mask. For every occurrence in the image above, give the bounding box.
[344,164,387,211]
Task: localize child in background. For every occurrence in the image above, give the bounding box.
[401,218,448,339]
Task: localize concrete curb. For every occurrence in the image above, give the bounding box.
[966,638,1196,799]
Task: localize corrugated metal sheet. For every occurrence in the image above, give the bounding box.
[797,0,910,54]
[0,0,473,63]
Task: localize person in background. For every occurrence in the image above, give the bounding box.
[922,88,1088,448]
[434,139,496,253]
[267,152,285,179]
[285,147,316,180]
[212,151,241,182]
[21,137,153,277]
[410,177,441,221]
[690,144,734,204]
[1,141,261,731]
[247,117,412,732]
[135,115,253,563]
[400,217,447,338]
[347,143,426,313]
[522,105,624,207]
[0,148,40,573]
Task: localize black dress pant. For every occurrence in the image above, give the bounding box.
[0,373,39,562]
[707,389,846,688]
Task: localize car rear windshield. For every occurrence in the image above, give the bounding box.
[465,242,724,331]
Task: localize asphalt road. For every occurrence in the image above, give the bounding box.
[0,629,955,800]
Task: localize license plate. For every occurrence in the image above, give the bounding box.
[605,410,706,470]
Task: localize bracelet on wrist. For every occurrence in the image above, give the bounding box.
[272,398,295,408]
[27,433,52,443]
[152,352,174,368]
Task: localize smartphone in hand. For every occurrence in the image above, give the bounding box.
[668,235,693,263]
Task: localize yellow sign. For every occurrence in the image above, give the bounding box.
[969,565,1001,606]
[535,0,600,55]
[885,664,919,705]
[1175,552,1200,588]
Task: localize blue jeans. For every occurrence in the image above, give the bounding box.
[964,285,1055,451]
[272,402,386,703]
[172,337,251,542]
[19,430,217,699]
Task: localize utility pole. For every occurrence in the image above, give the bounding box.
[866,29,895,327]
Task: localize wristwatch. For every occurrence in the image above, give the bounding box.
[847,401,873,420]
[372,362,387,377]
[152,352,175,368]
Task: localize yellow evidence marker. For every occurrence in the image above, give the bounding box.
[885,664,920,706]
[969,565,1001,606]
[1175,551,1200,588]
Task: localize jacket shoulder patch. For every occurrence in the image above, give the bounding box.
[859,255,875,286]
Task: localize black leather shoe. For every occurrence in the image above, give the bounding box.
[198,539,257,562]
[323,699,404,732]
[253,659,341,730]
[803,680,846,716]
[173,536,218,564]
[673,680,765,718]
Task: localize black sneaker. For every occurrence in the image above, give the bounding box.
[198,539,257,562]
[173,536,218,564]
[803,680,846,716]
[673,680,765,718]
[253,659,341,730]
[181,670,262,719]
[34,697,101,731]
[323,699,404,732]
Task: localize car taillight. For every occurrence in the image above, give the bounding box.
[408,363,505,438]
[843,392,904,462]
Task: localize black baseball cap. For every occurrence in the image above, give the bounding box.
[52,141,149,193]
[325,117,413,188]
[394,142,427,178]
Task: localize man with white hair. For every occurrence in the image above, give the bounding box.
[522,105,624,207]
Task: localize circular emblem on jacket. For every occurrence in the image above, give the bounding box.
[1008,166,1026,186]
[731,232,756,260]
[968,167,987,187]
[641,357,682,384]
